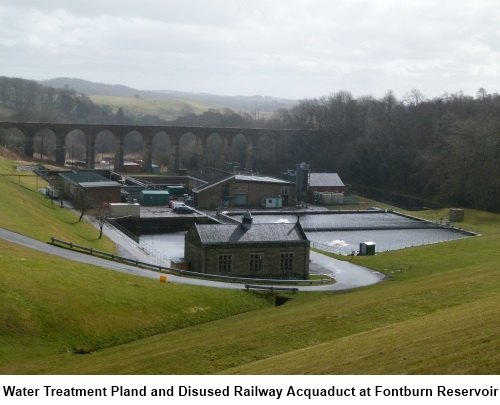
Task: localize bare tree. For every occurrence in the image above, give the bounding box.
[53,177,70,208]
[73,189,94,222]
[403,88,426,106]
[94,204,109,239]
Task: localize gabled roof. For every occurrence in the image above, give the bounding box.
[194,222,308,244]
[188,167,233,185]
[193,173,295,193]
[309,173,344,187]
[234,174,294,185]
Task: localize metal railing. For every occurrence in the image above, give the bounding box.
[105,218,171,267]
[311,232,473,256]
[49,237,330,286]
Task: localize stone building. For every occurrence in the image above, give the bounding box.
[58,171,122,206]
[191,172,295,209]
[184,212,309,279]
[307,173,345,203]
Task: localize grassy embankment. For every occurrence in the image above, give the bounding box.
[0,155,275,373]
[0,156,115,249]
[0,154,499,374]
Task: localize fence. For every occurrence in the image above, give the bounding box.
[302,221,443,232]
[49,237,330,287]
[311,231,473,256]
[105,218,171,267]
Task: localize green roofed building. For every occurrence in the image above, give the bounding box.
[139,190,171,206]
[58,171,122,206]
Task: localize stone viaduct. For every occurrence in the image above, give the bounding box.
[0,122,315,173]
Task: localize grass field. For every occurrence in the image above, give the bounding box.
[0,157,115,251]
[89,94,229,121]
[0,154,499,374]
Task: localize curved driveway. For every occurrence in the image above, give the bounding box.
[0,227,384,292]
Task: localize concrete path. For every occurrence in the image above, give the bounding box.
[307,250,385,291]
[0,226,385,292]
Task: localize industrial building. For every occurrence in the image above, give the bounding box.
[308,172,346,204]
[58,171,122,206]
[191,172,295,210]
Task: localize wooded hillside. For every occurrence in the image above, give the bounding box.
[268,89,500,212]
[1,76,498,211]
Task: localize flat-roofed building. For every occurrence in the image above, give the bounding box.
[59,171,122,206]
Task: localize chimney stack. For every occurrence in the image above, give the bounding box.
[241,210,253,230]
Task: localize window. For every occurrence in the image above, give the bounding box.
[249,253,264,273]
[281,186,289,196]
[280,252,293,272]
[218,254,233,273]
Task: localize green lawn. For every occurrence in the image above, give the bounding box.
[0,155,499,374]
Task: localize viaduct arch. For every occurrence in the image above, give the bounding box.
[0,122,315,173]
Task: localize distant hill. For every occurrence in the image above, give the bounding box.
[40,77,298,114]
[40,77,142,98]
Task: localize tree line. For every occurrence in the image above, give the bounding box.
[264,88,500,212]
[0,76,119,123]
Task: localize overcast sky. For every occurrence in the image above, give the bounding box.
[1,0,499,100]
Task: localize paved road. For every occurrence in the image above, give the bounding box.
[306,250,385,291]
[0,227,385,292]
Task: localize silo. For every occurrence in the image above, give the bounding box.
[296,162,310,203]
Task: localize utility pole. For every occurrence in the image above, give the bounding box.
[40,135,44,162]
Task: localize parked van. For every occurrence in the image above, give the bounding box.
[170,201,186,210]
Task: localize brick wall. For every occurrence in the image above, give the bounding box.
[84,187,121,205]
[195,178,296,209]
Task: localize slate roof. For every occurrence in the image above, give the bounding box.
[234,174,294,185]
[309,173,344,187]
[193,173,295,193]
[194,222,308,244]
[188,167,233,185]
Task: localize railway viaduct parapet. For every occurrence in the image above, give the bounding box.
[0,122,316,173]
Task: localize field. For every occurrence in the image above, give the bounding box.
[89,94,229,121]
[0,154,499,374]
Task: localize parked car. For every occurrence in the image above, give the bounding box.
[184,196,194,206]
[168,198,179,208]
[174,205,194,214]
